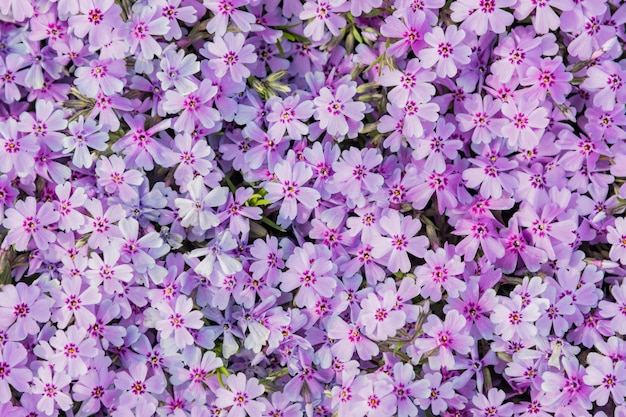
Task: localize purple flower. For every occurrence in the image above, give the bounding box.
[0,341,32,403]
[598,281,626,335]
[96,155,144,202]
[329,147,384,208]
[163,79,220,133]
[326,315,379,361]
[49,326,99,378]
[32,366,73,416]
[215,373,266,417]
[75,58,127,99]
[514,0,573,34]
[202,32,257,83]
[456,94,507,144]
[204,0,256,36]
[413,372,456,415]
[415,244,466,302]
[370,210,428,273]
[156,49,200,94]
[62,116,108,169]
[68,0,124,49]
[491,294,543,341]
[128,5,170,60]
[607,217,626,265]
[359,291,406,341]
[471,388,514,417]
[264,160,321,222]
[501,98,549,149]
[583,354,626,406]
[0,283,51,341]
[175,176,228,232]
[281,242,336,308]
[419,25,471,78]
[113,362,166,408]
[267,95,314,140]
[520,57,573,104]
[581,60,626,111]
[351,374,397,417]
[50,277,101,329]
[2,197,59,251]
[313,84,366,138]
[300,0,349,41]
[451,0,515,36]
[416,310,474,370]
[0,119,39,177]
[378,59,436,108]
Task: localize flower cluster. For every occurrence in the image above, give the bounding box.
[0,0,625,417]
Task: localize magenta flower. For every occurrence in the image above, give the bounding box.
[68,0,124,49]
[329,147,384,208]
[378,59,436,109]
[419,25,471,78]
[264,160,321,222]
[370,210,428,273]
[514,0,573,34]
[581,60,626,111]
[215,373,266,417]
[202,32,257,83]
[266,95,314,140]
[313,84,366,138]
[456,94,507,144]
[471,388,514,417]
[300,0,349,41]
[380,12,428,57]
[2,197,59,251]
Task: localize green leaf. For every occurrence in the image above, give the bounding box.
[261,216,287,232]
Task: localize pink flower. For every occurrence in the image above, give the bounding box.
[326,315,379,361]
[415,245,466,302]
[266,95,314,140]
[62,116,108,168]
[456,94,507,144]
[202,32,257,83]
[32,366,73,416]
[313,84,366,138]
[163,79,220,133]
[380,12,429,57]
[51,277,102,329]
[49,326,99,378]
[2,197,59,251]
[514,0,574,34]
[581,60,626,111]
[68,0,124,49]
[491,295,543,341]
